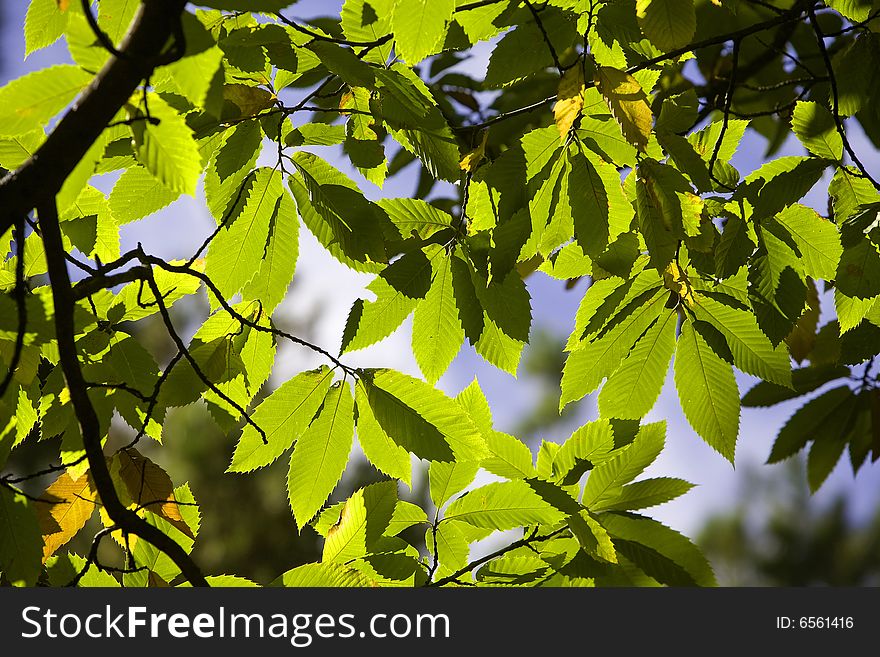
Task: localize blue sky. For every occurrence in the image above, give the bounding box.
[3,1,879,542]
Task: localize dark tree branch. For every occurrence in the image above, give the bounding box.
[38,197,208,587]
[524,0,563,75]
[427,526,567,587]
[275,13,393,48]
[807,6,880,190]
[708,39,741,192]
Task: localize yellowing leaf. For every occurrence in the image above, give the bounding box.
[663,261,695,307]
[595,66,653,152]
[116,449,193,538]
[37,470,98,562]
[554,65,585,141]
[459,130,489,173]
[223,84,276,117]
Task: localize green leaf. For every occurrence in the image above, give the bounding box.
[341,249,433,353]
[772,204,842,281]
[98,0,140,46]
[688,117,749,166]
[412,254,464,383]
[0,488,42,586]
[561,287,666,408]
[807,425,849,493]
[791,101,843,161]
[552,419,617,486]
[471,270,532,376]
[204,121,263,221]
[582,422,665,508]
[836,288,878,333]
[692,293,792,386]
[829,166,878,222]
[354,381,413,486]
[342,0,393,59]
[568,512,618,563]
[241,189,299,314]
[598,308,676,420]
[636,0,696,52]
[768,386,857,463]
[485,10,576,88]
[323,481,397,563]
[386,500,428,536]
[228,366,334,473]
[444,480,566,531]
[308,41,377,88]
[378,198,454,239]
[206,167,283,301]
[837,229,880,299]
[361,368,488,462]
[25,0,70,56]
[285,123,347,147]
[602,513,716,586]
[0,65,92,137]
[0,129,44,170]
[134,94,202,195]
[390,0,454,64]
[430,460,479,509]
[427,520,471,575]
[108,166,180,225]
[569,151,611,256]
[746,156,828,220]
[593,477,695,512]
[825,0,876,23]
[273,562,374,587]
[674,319,740,462]
[742,365,849,407]
[290,152,389,270]
[287,380,355,528]
[377,65,461,181]
[715,214,756,278]
[454,377,494,436]
[482,431,536,480]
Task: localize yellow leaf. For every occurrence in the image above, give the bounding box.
[663,261,695,308]
[37,470,98,562]
[98,505,138,552]
[116,449,194,539]
[595,66,653,152]
[223,84,276,118]
[554,65,585,142]
[459,130,489,173]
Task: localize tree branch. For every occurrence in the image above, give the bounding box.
[39,197,208,587]
[427,526,567,587]
[807,6,879,190]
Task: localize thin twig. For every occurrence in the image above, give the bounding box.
[807,6,879,189]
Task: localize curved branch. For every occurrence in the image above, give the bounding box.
[39,198,208,587]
